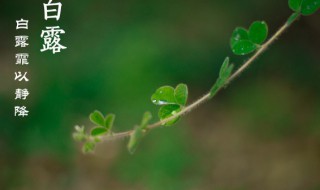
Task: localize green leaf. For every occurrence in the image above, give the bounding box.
[93,137,102,143]
[73,133,86,142]
[232,40,257,55]
[104,114,115,130]
[219,57,230,77]
[73,132,85,142]
[140,111,152,129]
[301,0,320,15]
[289,0,302,11]
[230,21,268,55]
[230,27,249,48]
[82,141,95,153]
[75,125,85,132]
[174,84,188,106]
[89,110,105,126]
[151,86,176,105]
[248,21,268,44]
[158,104,181,126]
[210,81,220,98]
[127,126,144,154]
[127,112,152,154]
[91,127,108,136]
[210,57,234,98]
[73,125,86,142]
[288,0,320,15]
[219,57,234,81]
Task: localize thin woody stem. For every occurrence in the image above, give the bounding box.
[99,14,299,141]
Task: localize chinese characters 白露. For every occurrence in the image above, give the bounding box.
[41,0,67,54]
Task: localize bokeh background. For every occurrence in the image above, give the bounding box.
[1,0,320,189]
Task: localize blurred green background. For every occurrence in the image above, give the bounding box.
[1,0,320,189]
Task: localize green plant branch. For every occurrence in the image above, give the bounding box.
[94,13,300,142]
[75,0,320,153]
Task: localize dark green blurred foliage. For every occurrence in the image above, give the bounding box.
[0,0,319,189]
